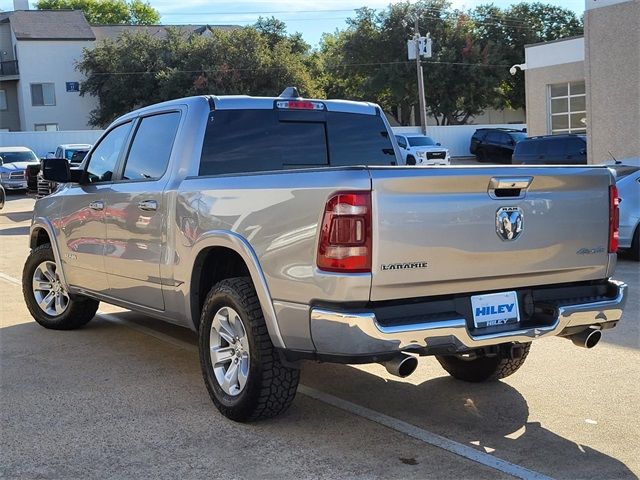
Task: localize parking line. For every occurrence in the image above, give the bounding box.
[0,272,553,480]
[0,271,21,286]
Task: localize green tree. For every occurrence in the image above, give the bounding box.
[470,2,583,110]
[77,27,322,127]
[319,0,582,124]
[36,0,160,25]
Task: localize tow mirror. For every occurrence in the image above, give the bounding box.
[41,158,71,183]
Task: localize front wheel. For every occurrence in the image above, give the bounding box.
[436,343,531,382]
[199,277,300,422]
[22,244,99,330]
[629,226,639,261]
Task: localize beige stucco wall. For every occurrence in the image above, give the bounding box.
[585,0,640,163]
[524,61,585,137]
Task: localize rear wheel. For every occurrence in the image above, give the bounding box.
[199,277,300,422]
[476,149,488,163]
[436,343,531,382]
[22,244,99,330]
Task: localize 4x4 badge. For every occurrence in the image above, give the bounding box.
[496,206,523,241]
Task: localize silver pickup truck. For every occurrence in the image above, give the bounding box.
[23,89,627,422]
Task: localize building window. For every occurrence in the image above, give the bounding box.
[0,90,7,110]
[31,83,56,106]
[549,81,586,134]
[34,123,58,131]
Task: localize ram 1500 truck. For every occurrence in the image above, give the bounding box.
[23,89,628,422]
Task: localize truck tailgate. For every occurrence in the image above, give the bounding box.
[370,166,613,301]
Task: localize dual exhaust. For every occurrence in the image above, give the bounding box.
[381,327,602,378]
[381,353,418,378]
[568,327,602,349]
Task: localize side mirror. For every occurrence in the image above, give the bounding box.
[41,158,71,183]
[436,142,441,146]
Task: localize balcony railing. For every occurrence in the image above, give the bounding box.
[0,60,19,77]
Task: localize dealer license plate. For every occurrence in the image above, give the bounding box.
[471,291,520,329]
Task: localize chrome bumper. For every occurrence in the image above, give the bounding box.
[309,280,627,356]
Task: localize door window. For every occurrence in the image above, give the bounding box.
[85,122,132,183]
[395,136,407,149]
[123,112,181,181]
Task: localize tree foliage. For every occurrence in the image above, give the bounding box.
[77,26,321,127]
[36,0,160,25]
[320,1,582,124]
[76,1,583,126]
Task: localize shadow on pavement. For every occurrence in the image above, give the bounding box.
[1,314,636,480]
[0,225,30,236]
[0,210,33,223]
[302,362,638,479]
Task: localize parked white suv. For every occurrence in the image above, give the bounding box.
[395,134,450,165]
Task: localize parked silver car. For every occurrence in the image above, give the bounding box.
[612,163,640,260]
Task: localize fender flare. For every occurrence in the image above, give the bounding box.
[190,230,285,349]
[30,217,69,290]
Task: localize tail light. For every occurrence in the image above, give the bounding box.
[609,185,619,253]
[317,192,372,273]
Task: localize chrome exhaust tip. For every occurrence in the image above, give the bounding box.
[382,354,418,378]
[570,328,602,349]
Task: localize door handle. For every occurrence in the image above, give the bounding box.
[138,200,158,212]
[89,200,104,211]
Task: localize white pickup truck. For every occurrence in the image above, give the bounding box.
[23,89,627,422]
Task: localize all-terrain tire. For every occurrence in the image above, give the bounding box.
[199,277,300,422]
[22,244,99,330]
[436,343,531,382]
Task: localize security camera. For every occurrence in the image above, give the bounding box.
[510,63,527,76]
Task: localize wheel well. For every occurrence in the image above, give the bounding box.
[30,228,51,249]
[190,247,251,329]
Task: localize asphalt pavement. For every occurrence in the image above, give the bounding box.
[1,192,638,480]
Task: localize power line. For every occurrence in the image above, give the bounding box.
[85,59,515,77]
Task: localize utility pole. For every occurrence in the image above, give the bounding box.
[414,18,428,135]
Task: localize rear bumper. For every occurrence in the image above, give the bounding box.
[308,279,627,357]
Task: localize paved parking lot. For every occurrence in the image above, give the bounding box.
[1,192,638,479]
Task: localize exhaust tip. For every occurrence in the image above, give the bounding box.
[382,354,418,378]
[570,328,602,349]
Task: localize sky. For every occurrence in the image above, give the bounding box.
[2,0,585,45]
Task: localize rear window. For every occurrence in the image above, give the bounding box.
[611,165,640,178]
[199,109,394,176]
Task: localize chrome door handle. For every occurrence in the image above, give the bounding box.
[89,200,104,211]
[138,200,158,211]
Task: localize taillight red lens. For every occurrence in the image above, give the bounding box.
[609,185,619,253]
[317,192,372,273]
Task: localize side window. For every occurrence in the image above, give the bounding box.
[327,112,395,166]
[545,139,566,158]
[567,138,585,156]
[55,147,62,158]
[85,122,132,183]
[123,112,181,181]
[395,136,407,149]
[486,131,500,143]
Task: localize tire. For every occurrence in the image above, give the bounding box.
[476,149,487,163]
[436,343,531,382]
[199,277,300,422]
[629,226,640,261]
[22,244,99,330]
[406,155,416,166]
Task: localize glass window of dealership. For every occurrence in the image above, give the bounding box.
[548,81,587,134]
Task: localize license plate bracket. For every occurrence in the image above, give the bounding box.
[471,291,520,329]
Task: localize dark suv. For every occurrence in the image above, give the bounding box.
[512,134,587,165]
[470,128,527,163]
